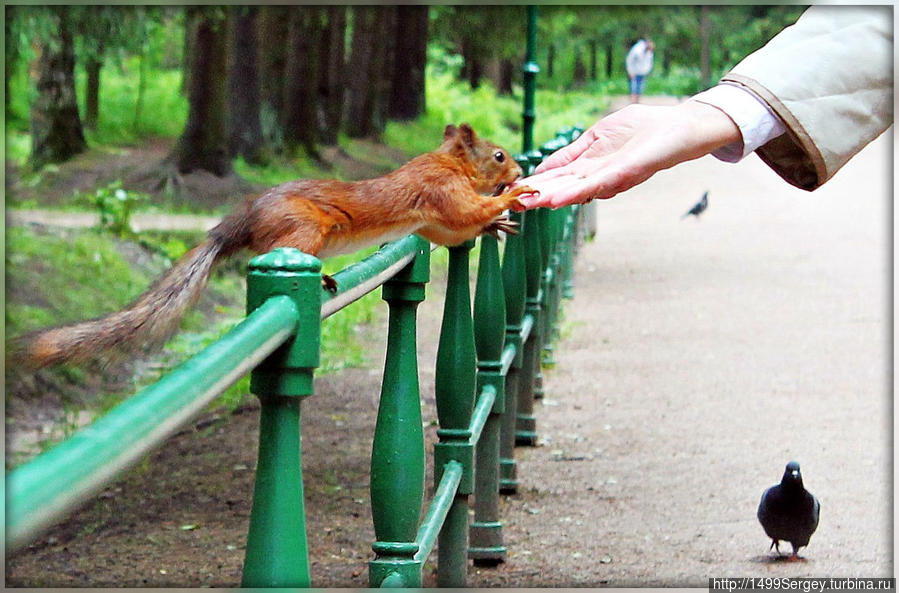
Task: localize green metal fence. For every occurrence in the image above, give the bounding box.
[6,131,585,586]
[7,6,600,586]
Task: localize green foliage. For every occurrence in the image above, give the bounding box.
[77,63,187,144]
[233,154,325,187]
[319,248,382,373]
[530,5,806,94]
[384,70,607,158]
[5,226,156,337]
[5,131,32,168]
[73,180,151,237]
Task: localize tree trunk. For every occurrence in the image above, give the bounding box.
[589,40,598,81]
[605,43,613,78]
[388,5,427,121]
[30,7,87,169]
[485,57,514,95]
[572,48,587,88]
[180,14,192,96]
[258,6,289,152]
[84,53,102,130]
[346,7,377,137]
[318,6,346,145]
[374,8,397,133]
[171,6,231,176]
[462,40,483,89]
[498,58,514,95]
[346,6,395,138]
[5,6,18,119]
[228,6,264,163]
[546,44,555,78]
[281,7,321,157]
[132,42,147,132]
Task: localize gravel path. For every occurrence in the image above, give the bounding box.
[6,209,221,232]
[472,119,892,585]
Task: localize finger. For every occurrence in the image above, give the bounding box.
[517,175,598,209]
[521,163,582,186]
[533,126,598,174]
[525,150,609,186]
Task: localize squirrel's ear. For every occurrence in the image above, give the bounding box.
[443,124,458,141]
[459,123,476,147]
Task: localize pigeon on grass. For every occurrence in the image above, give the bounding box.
[757,461,820,559]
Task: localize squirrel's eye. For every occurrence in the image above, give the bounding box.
[494,151,505,163]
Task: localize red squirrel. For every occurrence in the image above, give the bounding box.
[15,123,536,369]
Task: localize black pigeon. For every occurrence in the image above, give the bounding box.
[682,191,709,219]
[757,461,820,558]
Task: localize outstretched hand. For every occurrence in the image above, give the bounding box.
[512,100,742,210]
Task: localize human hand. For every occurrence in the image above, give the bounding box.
[512,100,741,209]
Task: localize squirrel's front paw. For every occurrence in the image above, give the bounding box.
[501,185,538,209]
[502,184,538,198]
[483,215,519,238]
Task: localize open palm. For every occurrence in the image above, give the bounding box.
[514,101,740,209]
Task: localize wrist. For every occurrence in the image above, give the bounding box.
[680,99,742,152]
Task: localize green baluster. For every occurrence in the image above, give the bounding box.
[369,236,430,588]
[541,207,562,371]
[434,240,477,587]
[563,206,577,299]
[242,248,321,588]
[469,235,507,565]
[517,207,542,446]
[533,204,554,398]
[500,210,526,493]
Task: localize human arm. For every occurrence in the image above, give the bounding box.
[719,5,892,190]
[515,100,742,209]
[515,6,892,209]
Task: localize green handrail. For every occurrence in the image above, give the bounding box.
[6,294,299,551]
[8,124,587,583]
[7,4,594,580]
[5,236,431,558]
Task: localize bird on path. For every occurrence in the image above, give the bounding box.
[681,191,709,219]
[757,461,820,559]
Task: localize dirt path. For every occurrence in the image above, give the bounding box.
[6,100,892,586]
[6,209,221,232]
[473,123,893,585]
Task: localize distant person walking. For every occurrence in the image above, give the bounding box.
[626,38,655,103]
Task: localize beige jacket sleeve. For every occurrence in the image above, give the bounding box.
[720,5,892,190]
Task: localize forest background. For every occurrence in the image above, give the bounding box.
[5,4,806,456]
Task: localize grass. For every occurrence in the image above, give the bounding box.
[5,226,158,336]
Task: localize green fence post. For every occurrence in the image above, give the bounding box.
[556,128,585,299]
[369,236,431,588]
[242,248,322,588]
[540,206,561,370]
[500,208,526,493]
[536,131,567,368]
[562,206,577,299]
[516,150,546,445]
[517,206,543,446]
[469,234,507,566]
[434,240,477,587]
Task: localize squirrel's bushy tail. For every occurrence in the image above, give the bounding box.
[14,208,251,369]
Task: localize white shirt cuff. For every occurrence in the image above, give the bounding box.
[691,83,786,162]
